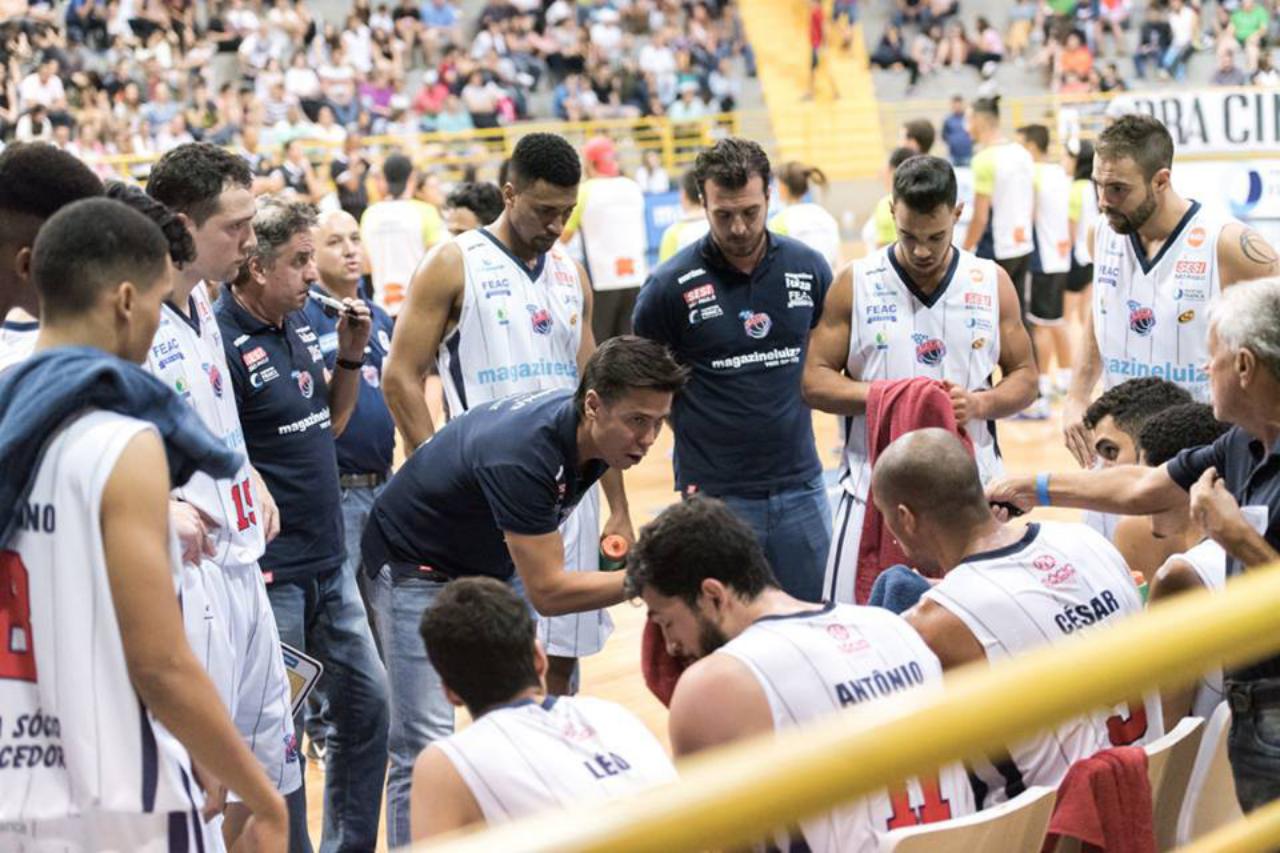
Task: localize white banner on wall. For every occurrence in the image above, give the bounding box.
[1107,88,1280,155]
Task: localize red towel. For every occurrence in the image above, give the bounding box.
[853,378,973,604]
[1042,746,1156,853]
[641,620,686,707]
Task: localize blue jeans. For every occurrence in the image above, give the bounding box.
[267,567,389,853]
[1227,679,1280,812]
[367,564,456,849]
[712,475,832,603]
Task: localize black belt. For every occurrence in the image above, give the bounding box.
[340,472,388,489]
[1226,679,1280,714]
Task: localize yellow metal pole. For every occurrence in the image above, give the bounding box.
[1180,799,1280,853]
[424,561,1280,853]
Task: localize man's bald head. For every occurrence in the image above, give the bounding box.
[872,429,989,527]
[312,209,363,291]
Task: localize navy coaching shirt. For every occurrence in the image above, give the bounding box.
[302,284,396,476]
[632,232,831,495]
[361,388,607,580]
[1168,426,1280,681]
[216,290,344,581]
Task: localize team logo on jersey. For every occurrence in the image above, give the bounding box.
[480,277,511,298]
[682,284,716,307]
[1178,309,1196,324]
[825,623,870,654]
[865,304,898,324]
[964,292,991,310]
[965,317,993,332]
[1175,260,1207,278]
[874,331,890,351]
[969,267,984,283]
[739,310,772,339]
[553,267,577,288]
[496,303,510,325]
[284,733,299,764]
[294,370,314,399]
[1176,287,1207,301]
[971,337,988,350]
[174,376,191,398]
[1096,264,1120,288]
[362,364,380,387]
[1186,226,1207,248]
[1127,301,1156,336]
[528,304,553,335]
[1032,554,1077,588]
[569,312,579,327]
[204,363,224,398]
[912,333,946,366]
[249,366,280,388]
[377,329,392,351]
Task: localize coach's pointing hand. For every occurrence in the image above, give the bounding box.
[336,298,373,362]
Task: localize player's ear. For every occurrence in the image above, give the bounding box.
[1152,167,1172,193]
[532,638,549,683]
[13,246,32,285]
[699,577,728,613]
[1237,346,1257,387]
[952,201,964,223]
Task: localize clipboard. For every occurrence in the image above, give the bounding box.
[281,642,324,717]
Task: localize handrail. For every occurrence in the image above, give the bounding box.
[1181,797,1280,852]
[421,560,1280,852]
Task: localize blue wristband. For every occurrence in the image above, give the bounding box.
[1035,473,1052,507]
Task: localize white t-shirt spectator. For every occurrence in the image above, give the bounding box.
[286,66,322,100]
[343,25,374,74]
[590,18,623,53]
[320,62,357,105]
[471,27,507,59]
[1169,5,1196,47]
[226,4,259,35]
[420,0,459,28]
[634,164,670,194]
[15,112,52,141]
[19,72,64,110]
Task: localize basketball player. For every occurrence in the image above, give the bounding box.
[962,97,1035,313]
[1063,113,1280,467]
[1131,403,1230,723]
[0,198,286,851]
[560,135,648,342]
[628,497,974,853]
[803,155,1038,604]
[383,132,632,692]
[1078,377,1191,543]
[769,161,840,274]
[368,335,684,848]
[657,170,709,264]
[1017,123,1073,419]
[0,142,103,369]
[409,578,676,840]
[875,429,1163,807]
[143,146,302,843]
[360,153,444,317]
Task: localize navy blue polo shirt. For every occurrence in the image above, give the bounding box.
[361,389,607,581]
[215,291,344,581]
[301,285,396,477]
[1168,426,1280,681]
[632,232,831,495]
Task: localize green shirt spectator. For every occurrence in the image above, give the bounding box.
[1231,1,1269,42]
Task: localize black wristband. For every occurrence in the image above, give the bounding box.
[336,357,363,370]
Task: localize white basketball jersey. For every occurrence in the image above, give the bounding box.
[719,604,974,853]
[924,521,1164,807]
[771,202,841,273]
[1176,539,1226,720]
[435,695,675,824]
[575,176,648,292]
[1032,163,1072,275]
[842,245,1003,500]
[1,411,201,820]
[145,286,264,568]
[440,229,585,415]
[1092,201,1228,402]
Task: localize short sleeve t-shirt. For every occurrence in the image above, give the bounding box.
[361,389,607,579]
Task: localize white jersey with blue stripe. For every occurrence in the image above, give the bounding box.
[718,603,975,853]
[1092,201,1230,402]
[439,228,585,415]
[842,244,1004,500]
[1,411,203,821]
[434,695,675,825]
[923,521,1164,807]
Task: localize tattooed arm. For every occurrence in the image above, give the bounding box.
[1219,222,1280,288]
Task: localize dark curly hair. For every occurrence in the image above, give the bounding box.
[1137,403,1229,467]
[1097,113,1174,182]
[0,142,103,223]
[625,496,777,606]
[693,136,771,200]
[1083,377,1192,437]
[444,181,504,226]
[508,132,581,190]
[146,142,253,225]
[105,181,198,268]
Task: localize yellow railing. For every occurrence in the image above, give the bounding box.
[78,112,742,185]
[421,560,1280,852]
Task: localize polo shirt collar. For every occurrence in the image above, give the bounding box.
[221,288,284,335]
[1246,429,1280,463]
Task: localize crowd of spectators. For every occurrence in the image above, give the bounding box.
[868,0,1279,93]
[0,0,753,180]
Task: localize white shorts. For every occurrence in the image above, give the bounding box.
[180,559,301,795]
[823,488,870,605]
[537,486,614,658]
[0,810,220,852]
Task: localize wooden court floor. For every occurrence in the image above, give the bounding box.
[300,401,1087,849]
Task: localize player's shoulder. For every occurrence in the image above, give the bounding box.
[1038,518,1126,562]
